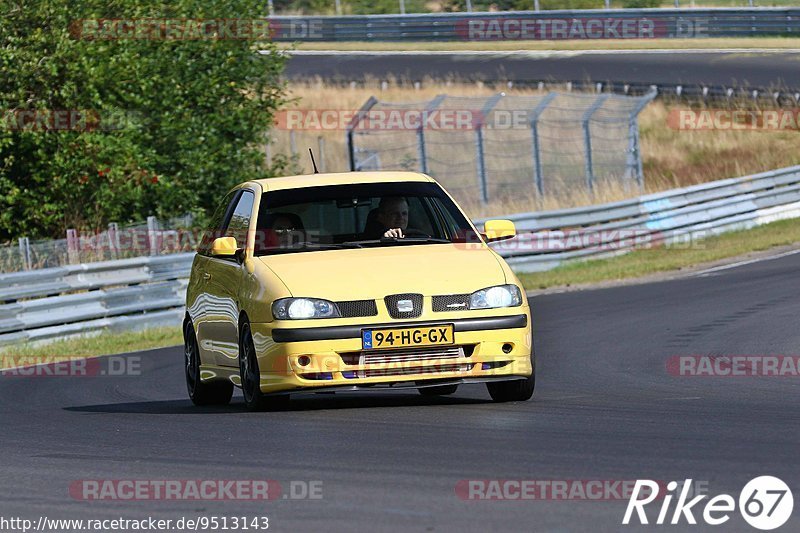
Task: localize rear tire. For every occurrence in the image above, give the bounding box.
[184,320,233,406]
[239,322,290,412]
[418,384,458,396]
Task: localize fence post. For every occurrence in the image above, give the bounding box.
[108,222,120,259]
[399,0,405,14]
[473,93,503,204]
[466,0,473,11]
[18,237,32,270]
[335,0,342,15]
[581,94,609,196]
[534,0,540,11]
[474,127,489,204]
[625,89,657,191]
[289,129,297,156]
[66,229,79,265]
[529,92,557,197]
[147,216,160,256]
[417,94,445,174]
[417,127,427,174]
[346,96,378,171]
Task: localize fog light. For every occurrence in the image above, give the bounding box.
[298,355,311,367]
[502,343,513,354]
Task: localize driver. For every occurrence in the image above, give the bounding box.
[376,196,409,238]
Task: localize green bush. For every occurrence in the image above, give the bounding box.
[0,0,287,241]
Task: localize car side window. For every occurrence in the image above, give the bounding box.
[224,190,255,249]
[198,190,239,256]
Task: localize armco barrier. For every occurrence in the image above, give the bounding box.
[476,165,800,271]
[268,8,800,42]
[0,254,194,346]
[2,165,800,346]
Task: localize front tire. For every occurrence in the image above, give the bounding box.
[239,322,290,412]
[486,351,536,402]
[486,375,535,402]
[184,321,233,406]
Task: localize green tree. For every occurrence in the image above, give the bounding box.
[0,0,286,240]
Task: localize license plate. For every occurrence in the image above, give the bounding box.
[362,324,454,350]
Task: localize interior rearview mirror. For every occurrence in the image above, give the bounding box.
[483,219,516,242]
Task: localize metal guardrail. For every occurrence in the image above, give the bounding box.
[2,164,800,346]
[477,165,800,271]
[0,254,194,346]
[269,8,800,41]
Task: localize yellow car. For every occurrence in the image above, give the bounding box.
[184,171,534,410]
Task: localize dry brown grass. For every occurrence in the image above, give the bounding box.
[271,80,800,218]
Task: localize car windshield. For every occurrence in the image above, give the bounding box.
[254,181,480,255]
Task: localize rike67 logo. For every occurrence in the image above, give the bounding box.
[623,477,793,530]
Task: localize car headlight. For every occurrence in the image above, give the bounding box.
[272,298,341,320]
[469,284,522,309]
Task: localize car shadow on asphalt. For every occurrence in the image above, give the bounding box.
[64,393,492,414]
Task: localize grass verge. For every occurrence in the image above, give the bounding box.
[0,326,183,364]
[518,217,800,290]
[286,37,800,52]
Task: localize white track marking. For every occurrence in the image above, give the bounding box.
[694,248,800,277]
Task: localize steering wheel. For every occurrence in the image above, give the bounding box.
[402,228,430,238]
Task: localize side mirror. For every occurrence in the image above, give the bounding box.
[210,236,238,257]
[483,219,516,242]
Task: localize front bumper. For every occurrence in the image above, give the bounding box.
[236,312,533,394]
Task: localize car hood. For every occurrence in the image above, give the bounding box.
[258,244,507,301]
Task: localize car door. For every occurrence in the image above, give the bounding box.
[191,190,239,366]
[203,188,256,367]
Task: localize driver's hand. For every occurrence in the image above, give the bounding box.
[383,228,404,238]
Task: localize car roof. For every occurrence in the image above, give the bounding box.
[252,171,434,192]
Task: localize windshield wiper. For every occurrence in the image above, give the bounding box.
[342,237,452,247]
[255,242,363,255]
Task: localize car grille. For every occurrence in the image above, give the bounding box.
[336,299,378,318]
[362,346,464,365]
[384,293,423,319]
[362,363,473,378]
[432,294,470,312]
[340,345,476,366]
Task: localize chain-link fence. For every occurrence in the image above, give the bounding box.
[346,91,655,208]
[0,215,197,273]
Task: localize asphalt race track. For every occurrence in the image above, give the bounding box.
[284,50,800,89]
[2,252,799,532]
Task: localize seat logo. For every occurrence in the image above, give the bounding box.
[397,299,414,313]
